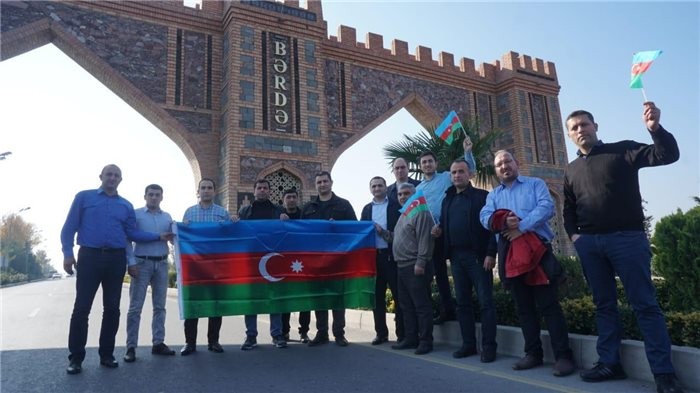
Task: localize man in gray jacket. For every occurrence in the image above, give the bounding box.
[390,183,435,355]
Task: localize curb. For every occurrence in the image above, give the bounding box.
[163,286,699,390]
[342,308,699,391]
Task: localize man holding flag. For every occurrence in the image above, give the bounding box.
[390,183,435,355]
[564,103,682,392]
[418,120,475,325]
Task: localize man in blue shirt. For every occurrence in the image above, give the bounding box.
[416,138,475,324]
[61,165,172,375]
[123,184,176,363]
[180,178,232,356]
[479,151,574,377]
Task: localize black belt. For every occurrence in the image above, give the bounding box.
[376,248,389,254]
[136,255,168,261]
[82,246,124,253]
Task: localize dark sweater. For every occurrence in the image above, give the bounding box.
[301,193,357,221]
[563,126,679,238]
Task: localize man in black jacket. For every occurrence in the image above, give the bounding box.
[301,171,357,347]
[564,102,682,393]
[431,159,497,362]
[361,176,403,345]
[238,179,287,351]
[279,188,310,343]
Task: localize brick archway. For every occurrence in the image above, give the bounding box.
[2,0,572,252]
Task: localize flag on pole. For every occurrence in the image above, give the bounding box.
[630,50,662,89]
[398,190,429,218]
[173,220,376,319]
[434,110,463,145]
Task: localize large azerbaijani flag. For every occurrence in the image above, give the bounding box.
[630,50,662,89]
[173,220,376,319]
[434,110,464,145]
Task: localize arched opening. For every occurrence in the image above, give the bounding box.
[332,108,423,216]
[0,45,195,272]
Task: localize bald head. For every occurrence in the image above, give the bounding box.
[99,164,122,195]
[493,150,519,186]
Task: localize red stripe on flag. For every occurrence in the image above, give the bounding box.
[180,248,376,286]
[631,61,652,76]
[438,117,459,140]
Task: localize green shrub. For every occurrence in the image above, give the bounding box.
[652,206,700,312]
[556,255,589,300]
[681,312,700,348]
[561,296,597,335]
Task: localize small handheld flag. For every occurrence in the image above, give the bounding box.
[434,110,464,145]
[630,50,662,101]
[398,190,432,221]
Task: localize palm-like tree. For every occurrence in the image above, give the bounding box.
[693,196,700,205]
[383,120,502,187]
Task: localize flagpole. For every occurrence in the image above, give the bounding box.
[641,87,648,102]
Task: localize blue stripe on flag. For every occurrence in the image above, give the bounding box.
[176,220,375,255]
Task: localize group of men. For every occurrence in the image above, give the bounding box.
[60,102,683,393]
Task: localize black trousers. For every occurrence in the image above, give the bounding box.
[281,312,311,336]
[373,249,404,340]
[184,317,222,345]
[398,263,434,345]
[432,240,455,315]
[68,247,126,362]
[510,276,572,360]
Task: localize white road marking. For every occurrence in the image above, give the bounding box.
[27,308,40,318]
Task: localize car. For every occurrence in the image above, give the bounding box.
[51,273,62,279]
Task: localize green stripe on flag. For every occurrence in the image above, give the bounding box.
[180,277,376,318]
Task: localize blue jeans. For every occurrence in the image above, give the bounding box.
[245,314,282,338]
[126,258,169,348]
[574,231,674,374]
[449,248,497,351]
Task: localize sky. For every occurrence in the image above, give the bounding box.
[1,1,698,272]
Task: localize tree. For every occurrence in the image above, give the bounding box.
[651,206,700,312]
[1,213,46,281]
[382,120,502,187]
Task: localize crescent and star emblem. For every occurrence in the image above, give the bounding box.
[259,252,285,282]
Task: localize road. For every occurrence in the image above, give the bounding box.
[1,279,665,393]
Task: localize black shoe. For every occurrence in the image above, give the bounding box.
[371,336,388,345]
[208,342,224,353]
[654,373,684,393]
[335,336,349,347]
[152,343,175,356]
[308,334,329,347]
[553,357,576,377]
[452,346,477,358]
[283,333,290,341]
[299,332,310,344]
[123,347,136,363]
[240,336,257,350]
[580,362,627,382]
[66,360,82,375]
[480,348,497,363]
[433,311,457,325]
[415,343,433,355]
[391,340,418,350]
[513,354,543,370]
[180,343,196,356]
[99,357,118,368]
[273,335,288,349]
